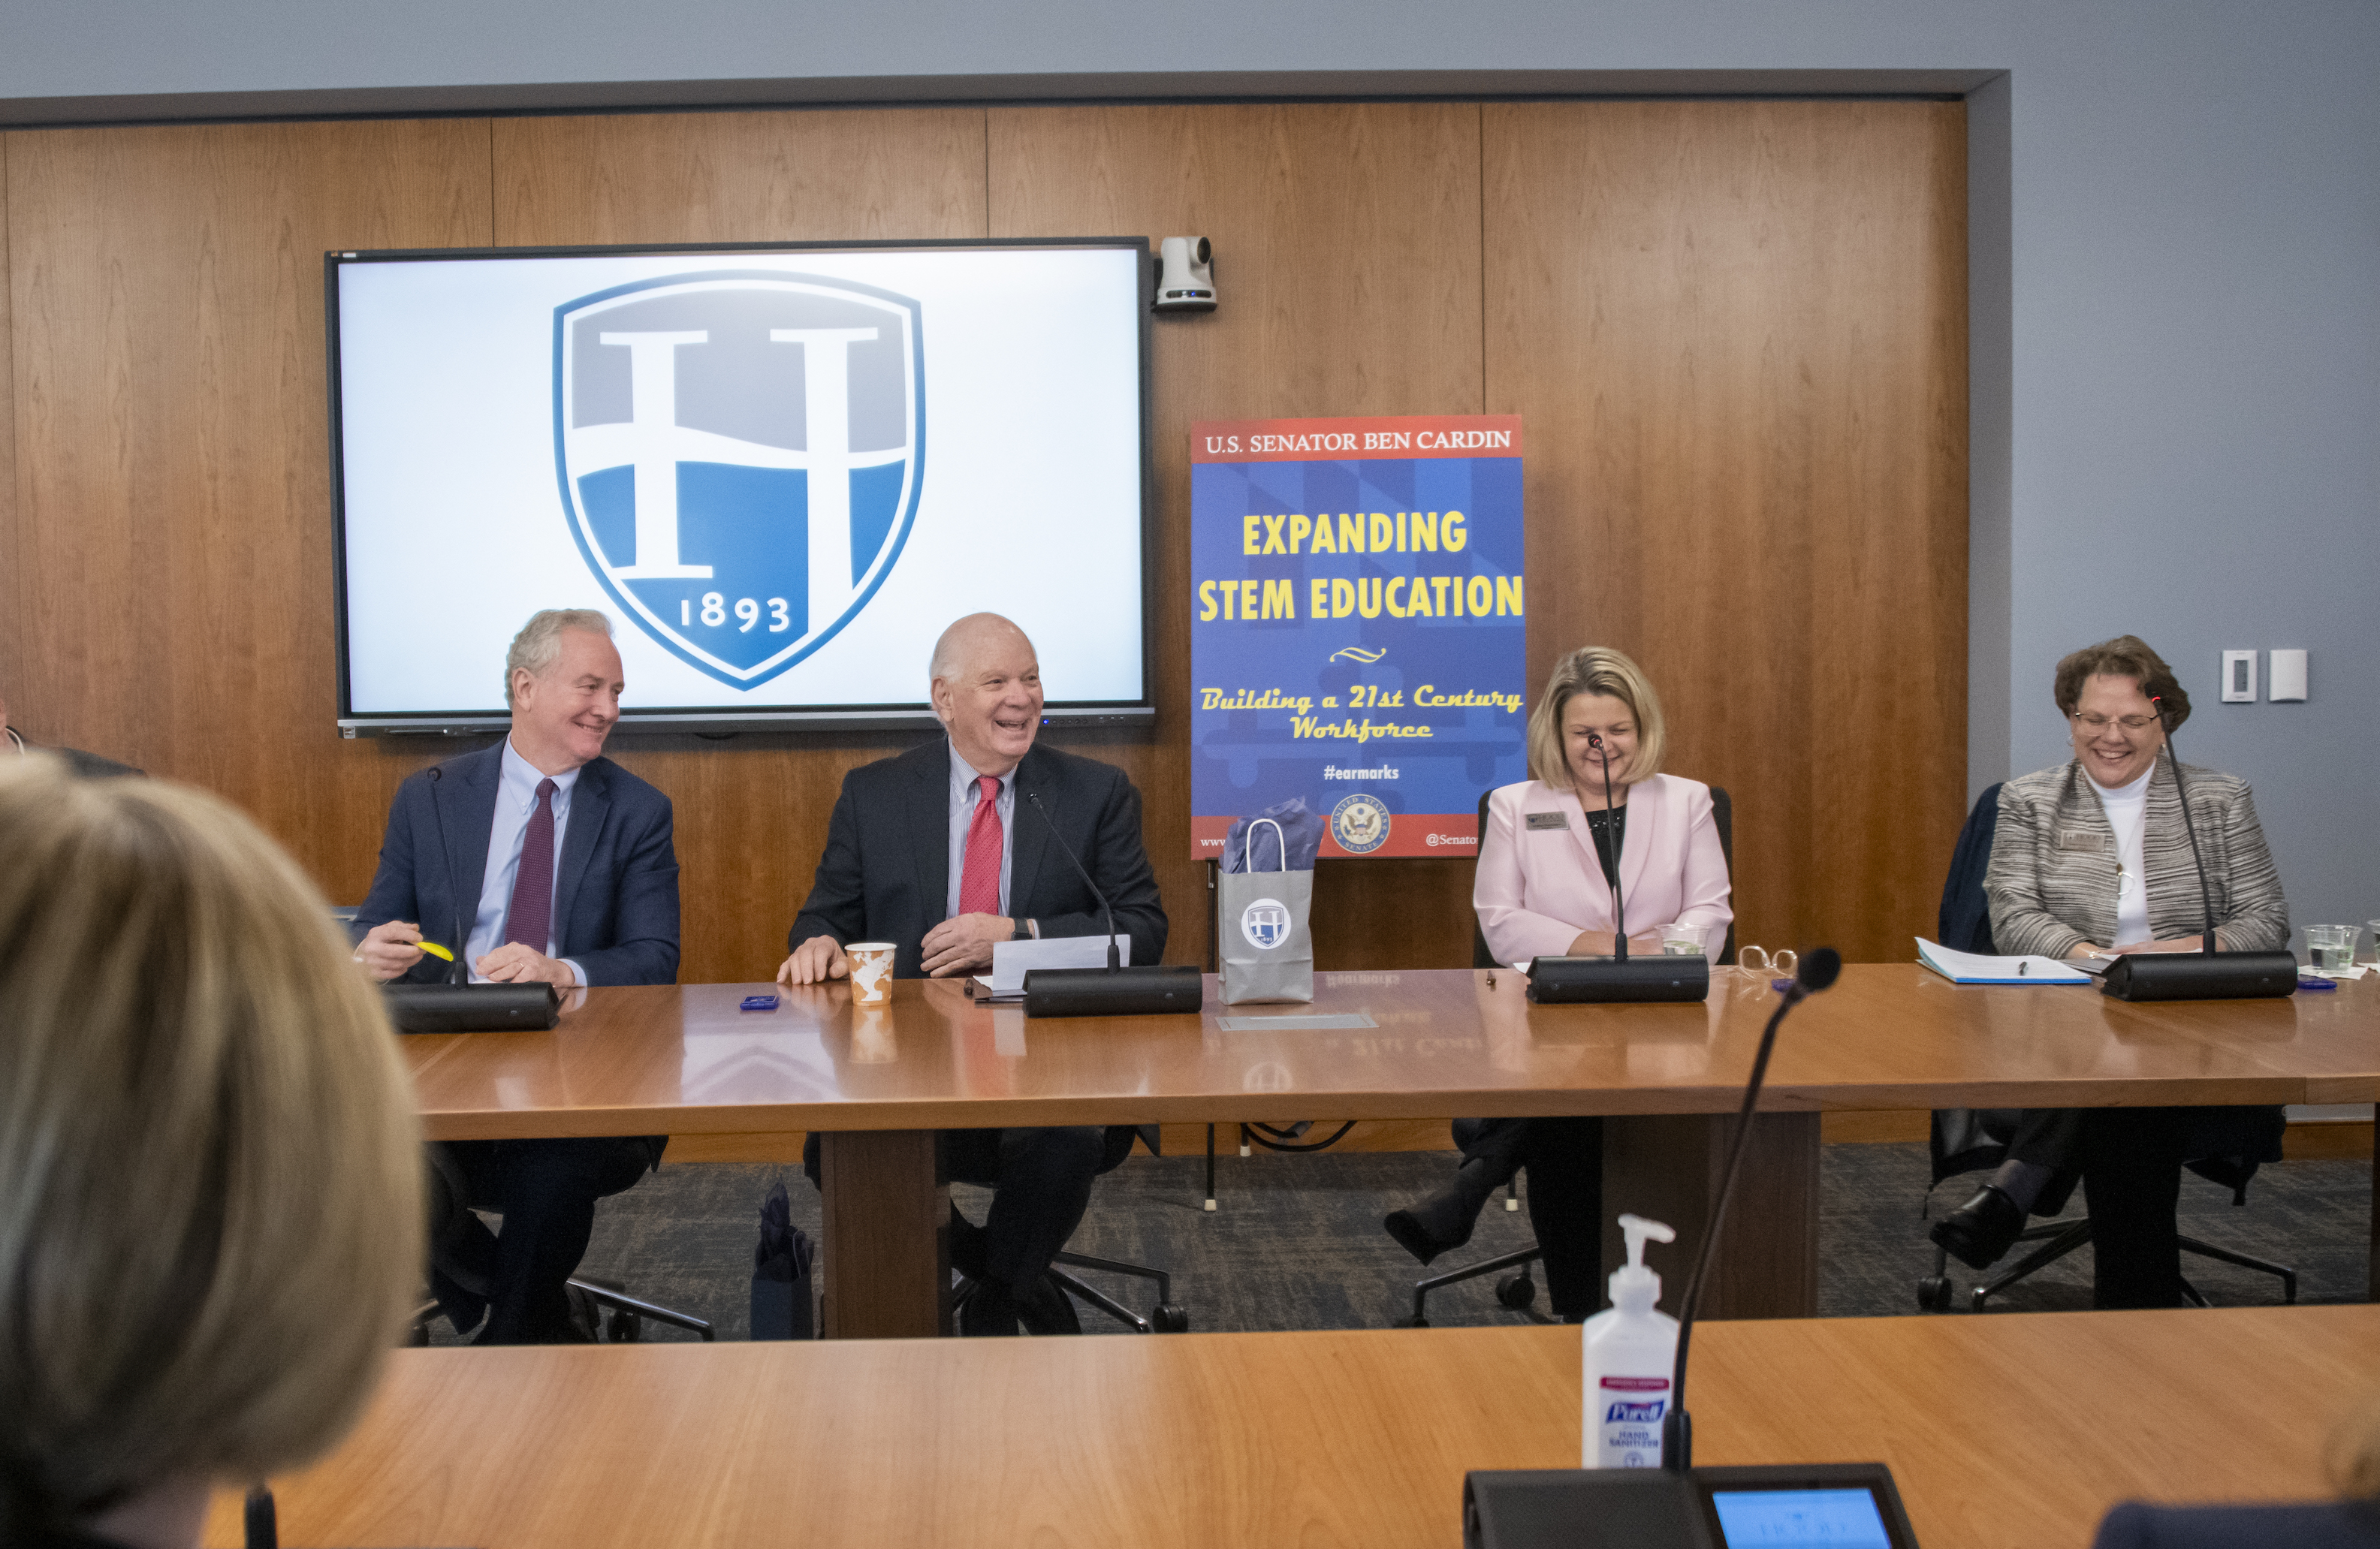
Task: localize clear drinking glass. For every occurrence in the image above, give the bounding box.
[2306,924,2357,972]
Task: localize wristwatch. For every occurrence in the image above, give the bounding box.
[1011,918,1040,941]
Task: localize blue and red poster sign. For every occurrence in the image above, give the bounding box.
[1189,414,1528,860]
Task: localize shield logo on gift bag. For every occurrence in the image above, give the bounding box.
[554,271,925,690]
[1241,898,1293,951]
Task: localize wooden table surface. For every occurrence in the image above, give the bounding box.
[205,1306,2380,1549]
[403,965,2380,1141]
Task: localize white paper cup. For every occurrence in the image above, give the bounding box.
[847,942,897,1005]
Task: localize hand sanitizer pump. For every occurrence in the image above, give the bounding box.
[1578,1213,1679,1469]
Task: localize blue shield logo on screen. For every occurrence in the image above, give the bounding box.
[554,271,924,689]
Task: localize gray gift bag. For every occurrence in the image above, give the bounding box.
[1219,817,1314,1004]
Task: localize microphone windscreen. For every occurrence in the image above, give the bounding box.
[1797,948,1842,993]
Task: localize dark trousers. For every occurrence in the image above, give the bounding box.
[2007,1104,2285,1309]
[431,1136,661,1343]
[803,1125,1128,1294]
[1454,1115,1606,1320]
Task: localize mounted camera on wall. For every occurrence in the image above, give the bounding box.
[1155,237,1217,313]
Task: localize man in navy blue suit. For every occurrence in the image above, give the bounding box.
[354,608,679,1343]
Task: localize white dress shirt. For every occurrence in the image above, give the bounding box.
[465,737,588,985]
[2089,764,2156,948]
[946,743,1016,921]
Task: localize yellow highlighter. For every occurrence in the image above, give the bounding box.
[417,941,455,963]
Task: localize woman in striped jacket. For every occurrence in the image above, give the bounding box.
[1932,634,2290,1307]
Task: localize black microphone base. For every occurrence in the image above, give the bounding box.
[2098,951,2299,1002]
[1023,964,1205,1018]
[1464,1463,1919,1549]
[1528,955,1710,1004]
[384,982,561,1033]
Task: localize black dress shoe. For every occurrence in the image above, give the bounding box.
[960,1282,1020,1337]
[1929,1184,2028,1270]
[1383,1205,1457,1266]
[1015,1273,1081,1337]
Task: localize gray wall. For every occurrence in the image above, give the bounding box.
[8,0,2376,942]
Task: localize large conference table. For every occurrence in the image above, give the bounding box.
[404,965,2380,1336]
[206,1306,2380,1549]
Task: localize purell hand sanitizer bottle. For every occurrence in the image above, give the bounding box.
[1579,1213,1679,1469]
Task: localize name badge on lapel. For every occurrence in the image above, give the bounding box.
[2055,829,2107,854]
[1525,812,1570,831]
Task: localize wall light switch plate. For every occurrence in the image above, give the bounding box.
[2269,648,2308,701]
[2221,649,2257,702]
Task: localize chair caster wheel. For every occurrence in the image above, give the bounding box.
[604,1309,642,1343]
[1917,1276,1953,1312]
[1496,1273,1537,1310]
[1153,1303,1190,1334]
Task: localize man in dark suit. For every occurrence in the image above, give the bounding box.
[779,611,1166,1335]
[354,608,679,1343]
[1,689,141,777]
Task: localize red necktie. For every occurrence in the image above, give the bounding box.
[958,775,1003,917]
[505,777,558,953]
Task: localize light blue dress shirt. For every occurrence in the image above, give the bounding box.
[946,743,1015,921]
[465,737,588,986]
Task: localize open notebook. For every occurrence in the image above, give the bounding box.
[1915,938,2094,985]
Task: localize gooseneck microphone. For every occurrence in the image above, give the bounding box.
[1588,733,1627,961]
[2153,702,2219,957]
[1027,789,1123,971]
[1466,946,1918,1546]
[1015,789,1202,1018]
[2096,701,2295,1003]
[1661,947,1842,1472]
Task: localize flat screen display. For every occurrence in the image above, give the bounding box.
[327,241,1152,732]
[1708,1487,1894,1547]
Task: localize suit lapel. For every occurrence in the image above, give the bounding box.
[1007,746,1054,918]
[912,742,952,921]
[442,746,502,948]
[554,758,609,954]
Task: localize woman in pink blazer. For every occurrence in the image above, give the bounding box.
[1385,646,1733,1319]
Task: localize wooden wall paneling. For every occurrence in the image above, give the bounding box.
[988,104,1488,971]
[491,109,988,249]
[7,120,493,900]
[1483,102,1968,963]
[492,110,991,984]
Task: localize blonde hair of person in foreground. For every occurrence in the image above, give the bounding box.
[0,755,423,1549]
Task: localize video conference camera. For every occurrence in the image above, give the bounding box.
[1156,237,1217,312]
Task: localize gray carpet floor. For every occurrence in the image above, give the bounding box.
[522,1140,2371,1343]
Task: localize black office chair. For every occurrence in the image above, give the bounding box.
[1916,786,2297,1312]
[1402,785,1734,1327]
